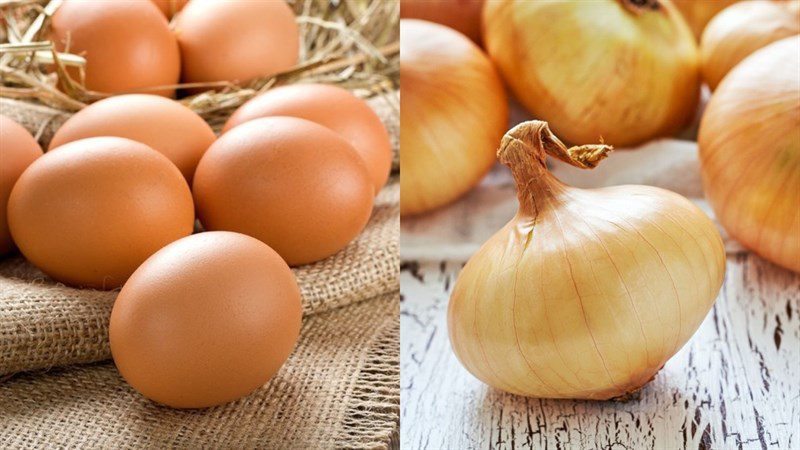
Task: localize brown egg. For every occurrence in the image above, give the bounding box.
[223,84,392,193]
[8,137,194,289]
[109,231,302,409]
[173,0,299,86]
[193,117,374,266]
[49,94,216,183]
[50,0,180,96]
[150,0,187,18]
[0,116,43,255]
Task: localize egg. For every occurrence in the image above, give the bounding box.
[223,84,392,193]
[0,116,43,255]
[50,0,180,96]
[49,94,216,183]
[150,0,187,18]
[109,231,302,409]
[193,117,374,266]
[173,0,299,86]
[8,137,194,289]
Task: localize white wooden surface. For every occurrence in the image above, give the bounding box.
[400,255,800,449]
[399,137,800,449]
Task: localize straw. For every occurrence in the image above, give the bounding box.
[0,0,399,123]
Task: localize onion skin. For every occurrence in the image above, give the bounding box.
[483,0,700,148]
[699,36,800,273]
[448,121,725,400]
[400,19,508,216]
[400,0,485,43]
[673,0,742,39]
[701,0,800,90]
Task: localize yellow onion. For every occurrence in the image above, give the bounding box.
[701,0,800,90]
[448,121,725,399]
[483,0,700,148]
[400,0,485,43]
[699,36,800,273]
[673,0,742,39]
[400,19,508,216]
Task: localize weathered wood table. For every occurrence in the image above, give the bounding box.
[399,140,800,449]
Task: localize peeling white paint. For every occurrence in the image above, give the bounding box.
[400,255,799,449]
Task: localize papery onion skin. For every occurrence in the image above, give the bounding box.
[448,121,725,400]
[701,0,800,90]
[400,0,485,43]
[699,36,800,273]
[400,19,508,216]
[673,0,742,39]
[483,0,700,148]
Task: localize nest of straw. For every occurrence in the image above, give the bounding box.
[0,0,399,129]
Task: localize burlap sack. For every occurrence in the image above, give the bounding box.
[0,291,399,449]
[0,91,400,377]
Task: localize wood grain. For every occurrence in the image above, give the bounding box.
[400,255,800,449]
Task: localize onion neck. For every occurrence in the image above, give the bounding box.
[497,121,613,216]
[618,0,661,14]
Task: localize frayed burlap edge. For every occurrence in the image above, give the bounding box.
[336,300,400,449]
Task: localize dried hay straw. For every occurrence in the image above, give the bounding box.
[0,0,399,128]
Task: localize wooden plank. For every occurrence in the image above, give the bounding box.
[400,255,800,449]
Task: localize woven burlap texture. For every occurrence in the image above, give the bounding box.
[0,92,399,378]
[0,291,399,449]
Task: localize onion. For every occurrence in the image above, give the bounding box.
[700,0,800,90]
[400,0,485,43]
[400,19,508,216]
[448,121,725,399]
[673,0,742,39]
[483,0,700,148]
[699,36,800,273]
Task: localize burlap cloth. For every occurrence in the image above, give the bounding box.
[0,91,400,448]
[0,292,399,449]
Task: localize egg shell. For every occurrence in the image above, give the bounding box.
[50,0,180,96]
[223,84,392,193]
[193,117,374,266]
[110,231,302,409]
[173,0,299,86]
[49,94,216,183]
[150,0,187,18]
[0,116,43,255]
[8,137,194,289]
